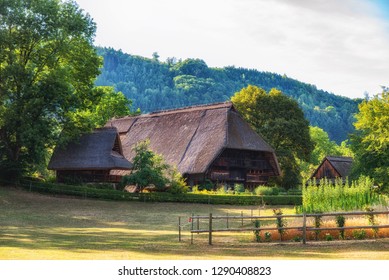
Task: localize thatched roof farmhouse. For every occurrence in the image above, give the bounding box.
[48,127,132,183]
[106,102,281,188]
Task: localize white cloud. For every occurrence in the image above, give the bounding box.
[76,0,389,98]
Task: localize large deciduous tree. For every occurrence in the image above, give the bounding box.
[351,88,389,189]
[231,85,314,188]
[0,0,101,179]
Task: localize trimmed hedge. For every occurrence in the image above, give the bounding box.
[19,181,302,205]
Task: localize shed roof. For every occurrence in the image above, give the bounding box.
[325,156,353,178]
[311,156,353,179]
[48,127,132,171]
[106,102,280,175]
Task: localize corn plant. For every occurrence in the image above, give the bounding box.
[300,176,384,213]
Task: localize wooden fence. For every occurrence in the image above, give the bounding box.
[178,210,389,245]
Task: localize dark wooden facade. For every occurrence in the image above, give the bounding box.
[56,170,123,183]
[311,156,353,183]
[311,160,340,179]
[205,149,278,189]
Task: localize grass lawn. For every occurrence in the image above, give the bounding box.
[1,186,389,260]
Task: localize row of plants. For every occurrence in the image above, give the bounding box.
[18,179,302,205]
[251,207,389,242]
[298,176,386,213]
[192,184,300,196]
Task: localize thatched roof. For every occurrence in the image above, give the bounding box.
[325,156,353,177]
[48,127,132,171]
[106,102,280,175]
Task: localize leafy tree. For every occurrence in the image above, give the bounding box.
[231,85,314,188]
[351,88,389,189]
[122,140,168,192]
[121,140,189,193]
[88,86,136,127]
[58,86,136,146]
[309,126,342,166]
[299,126,353,180]
[171,58,210,78]
[0,0,101,179]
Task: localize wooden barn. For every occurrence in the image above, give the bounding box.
[310,156,353,183]
[48,127,132,183]
[105,102,281,188]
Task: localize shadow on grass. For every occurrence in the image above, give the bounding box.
[1,225,389,260]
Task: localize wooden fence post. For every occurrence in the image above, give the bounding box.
[302,213,307,245]
[241,211,244,227]
[178,217,181,242]
[191,213,194,245]
[209,213,213,245]
[226,212,229,229]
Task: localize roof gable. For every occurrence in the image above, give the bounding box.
[311,156,353,179]
[107,102,280,175]
[48,127,132,170]
[326,156,353,178]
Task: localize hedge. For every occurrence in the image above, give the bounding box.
[19,180,302,206]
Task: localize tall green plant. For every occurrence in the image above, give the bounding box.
[335,215,346,239]
[273,209,287,241]
[299,176,384,213]
[314,214,323,241]
[253,220,261,242]
[365,207,379,238]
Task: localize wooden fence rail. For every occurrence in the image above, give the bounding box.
[178,210,389,245]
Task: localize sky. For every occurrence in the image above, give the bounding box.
[75,0,389,99]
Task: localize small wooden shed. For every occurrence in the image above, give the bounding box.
[48,127,132,183]
[310,156,353,182]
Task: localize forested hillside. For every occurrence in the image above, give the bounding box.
[96,47,361,143]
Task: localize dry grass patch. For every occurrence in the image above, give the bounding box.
[1,186,389,260]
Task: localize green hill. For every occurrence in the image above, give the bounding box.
[96,47,361,143]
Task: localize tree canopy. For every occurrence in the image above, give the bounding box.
[351,88,389,189]
[299,126,353,180]
[0,0,120,179]
[231,85,314,188]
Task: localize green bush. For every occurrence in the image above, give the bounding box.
[254,186,273,195]
[325,233,333,241]
[264,231,272,242]
[234,183,245,194]
[353,229,367,240]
